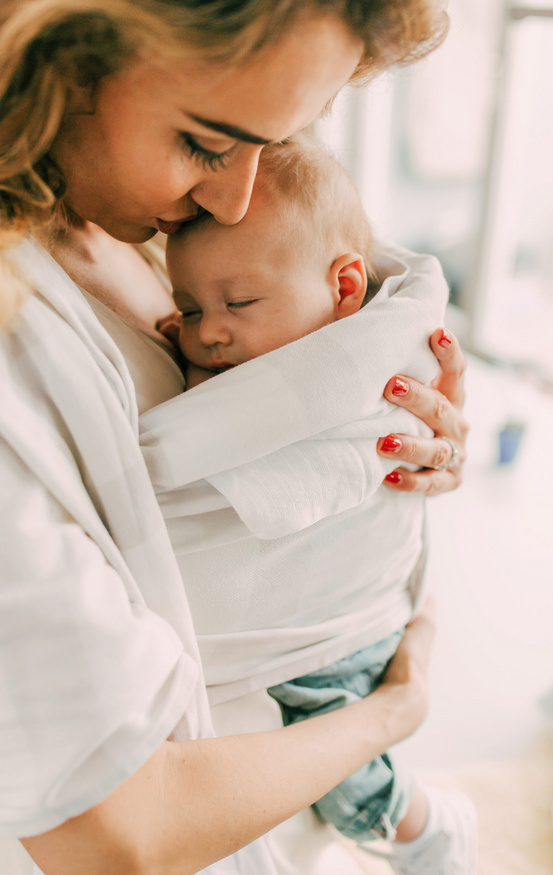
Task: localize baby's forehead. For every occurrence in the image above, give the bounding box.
[174,198,307,260]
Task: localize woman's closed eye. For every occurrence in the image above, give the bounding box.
[179,132,236,171]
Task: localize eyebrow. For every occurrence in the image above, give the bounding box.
[189,114,272,145]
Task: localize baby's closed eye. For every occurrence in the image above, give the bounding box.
[180,308,203,321]
[227,299,259,309]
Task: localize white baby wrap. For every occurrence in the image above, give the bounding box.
[140,243,449,704]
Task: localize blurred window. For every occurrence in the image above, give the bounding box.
[316,1,553,380]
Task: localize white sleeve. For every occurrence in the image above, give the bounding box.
[0,438,196,839]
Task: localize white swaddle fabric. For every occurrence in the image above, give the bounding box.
[140,243,448,703]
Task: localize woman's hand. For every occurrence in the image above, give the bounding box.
[377,328,468,496]
[371,597,436,744]
[383,597,435,716]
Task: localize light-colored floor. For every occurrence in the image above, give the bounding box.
[396,353,553,771]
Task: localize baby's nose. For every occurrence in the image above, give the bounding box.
[199,314,232,347]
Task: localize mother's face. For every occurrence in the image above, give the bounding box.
[50,15,362,243]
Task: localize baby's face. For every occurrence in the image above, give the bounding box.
[166,191,336,373]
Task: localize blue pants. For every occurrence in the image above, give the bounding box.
[268,630,414,842]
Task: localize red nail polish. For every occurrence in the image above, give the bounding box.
[381,435,402,453]
[438,329,452,348]
[385,471,402,484]
[391,377,409,396]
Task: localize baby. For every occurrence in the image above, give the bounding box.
[158,137,477,875]
[160,137,380,390]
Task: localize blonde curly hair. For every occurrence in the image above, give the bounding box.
[0,0,448,326]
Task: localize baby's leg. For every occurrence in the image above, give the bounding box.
[268,632,411,842]
[394,785,428,842]
[269,637,477,872]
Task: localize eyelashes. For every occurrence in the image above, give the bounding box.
[179,132,234,171]
[180,309,202,321]
[227,300,258,309]
[180,300,259,320]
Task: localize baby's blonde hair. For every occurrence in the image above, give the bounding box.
[254,136,380,296]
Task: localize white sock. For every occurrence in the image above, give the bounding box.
[390,785,477,874]
[393,786,442,854]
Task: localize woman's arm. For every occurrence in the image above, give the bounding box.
[21,602,435,875]
[378,328,468,495]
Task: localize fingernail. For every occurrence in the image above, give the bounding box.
[391,377,409,396]
[385,471,402,484]
[438,329,452,348]
[380,435,402,453]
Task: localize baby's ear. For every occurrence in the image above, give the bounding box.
[329,253,367,319]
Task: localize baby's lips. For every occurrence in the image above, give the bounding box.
[208,360,235,372]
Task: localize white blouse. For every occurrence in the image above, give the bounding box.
[0,237,273,875]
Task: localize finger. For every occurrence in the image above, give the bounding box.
[383,377,465,442]
[429,328,466,409]
[377,433,463,471]
[383,465,462,496]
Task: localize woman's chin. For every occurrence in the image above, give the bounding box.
[105,223,160,244]
[65,209,160,244]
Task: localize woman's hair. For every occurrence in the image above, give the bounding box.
[0,0,448,326]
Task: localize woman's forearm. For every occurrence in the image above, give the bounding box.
[21,683,419,875]
[22,604,434,875]
[157,686,418,873]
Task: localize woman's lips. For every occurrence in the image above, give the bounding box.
[155,218,188,235]
[155,213,203,235]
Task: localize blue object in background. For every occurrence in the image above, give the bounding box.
[498,421,526,464]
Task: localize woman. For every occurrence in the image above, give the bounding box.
[0,2,468,874]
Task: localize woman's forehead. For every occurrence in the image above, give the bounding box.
[135,15,362,142]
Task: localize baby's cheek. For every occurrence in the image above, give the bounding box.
[178,325,194,356]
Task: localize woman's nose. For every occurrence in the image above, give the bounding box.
[198,313,232,347]
[190,146,262,226]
